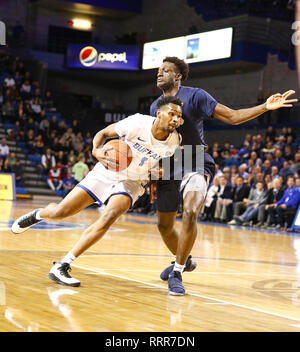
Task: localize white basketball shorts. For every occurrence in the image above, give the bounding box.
[77,170,145,207]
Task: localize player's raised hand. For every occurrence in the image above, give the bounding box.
[266,90,298,110]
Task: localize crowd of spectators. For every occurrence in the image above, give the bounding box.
[1,51,300,231]
[200,126,300,231]
[0,52,95,196]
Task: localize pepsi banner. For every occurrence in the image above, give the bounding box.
[67,44,140,70]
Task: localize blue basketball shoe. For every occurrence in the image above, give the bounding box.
[160,255,197,281]
[168,271,185,296]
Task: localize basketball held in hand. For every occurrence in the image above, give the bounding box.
[104,139,133,172]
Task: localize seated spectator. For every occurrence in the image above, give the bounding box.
[71,120,81,134]
[237,142,251,161]
[227,176,251,224]
[11,120,22,141]
[261,159,272,175]
[47,165,63,192]
[0,158,12,173]
[222,167,231,181]
[40,148,56,174]
[34,133,44,154]
[24,117,37,134]
[59,127,75,146]
[62,171,76,196]
[230,165,238,180]
[73,132,84,154]
[255,178,285,228]
[248,151,262,167]
[265,126,276,141]
[199,177,220,221]
[25,129,36,154]
[256,134,264,149]
[238,163,249,180]
[271,149,285,170]
[39,116,50,140]
[0,138,9,161]
[287,127,296,140]
[2,101,15,123]
[229,181,267,226]
[267,175,300,230]
[31,97,42,119]
[11,159,25,186]
[273,135,286,150]
[4,74,15,88]
[223,153,239,168]
[7,152,17,167]
[56,150,68,166]
[50,115,59,132]
[285,135,295,152]
[279,161,295,180]
[72,155,89,184]
[291,152,300,176]
[249,170,264,187]
[283,145,294,163]
[84,132,92,145]
[61,139,72,153]
[68,149,77,165]
[43,91,55,111]
[271,166,279,180]
[264,173,272,184]
[20,80,31,100]
[212,150,223,167]
[221,142,231,159]
[57,121,67,138]
[49,136,62,154]
[214,176,233,222]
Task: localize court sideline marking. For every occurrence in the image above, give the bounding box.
[72,263,300,325]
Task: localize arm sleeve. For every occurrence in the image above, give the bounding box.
[193,89,218,118]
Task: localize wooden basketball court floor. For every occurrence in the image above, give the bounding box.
[1,199,300,332]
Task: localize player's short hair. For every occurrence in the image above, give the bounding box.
[156,96,183,110]
[163,56,189,81]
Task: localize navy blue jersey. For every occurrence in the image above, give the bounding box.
[150,86,217,179]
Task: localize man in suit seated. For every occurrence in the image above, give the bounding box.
[255,178,285,228]
[214,175,233,222]
[227,176,250,224]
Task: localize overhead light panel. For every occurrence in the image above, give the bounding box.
[71,19,92,30]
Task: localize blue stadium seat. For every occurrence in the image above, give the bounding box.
[16,187,28,194]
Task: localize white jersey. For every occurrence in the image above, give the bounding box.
[91,113,180,182]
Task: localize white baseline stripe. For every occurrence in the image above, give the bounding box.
[72,263,300,324]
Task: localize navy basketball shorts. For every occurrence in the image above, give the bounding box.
[156,180,182,213]
[156,163,215,213]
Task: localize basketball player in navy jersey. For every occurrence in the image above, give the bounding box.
[150,56,298,295]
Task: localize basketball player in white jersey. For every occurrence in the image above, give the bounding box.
[11,96,183,287]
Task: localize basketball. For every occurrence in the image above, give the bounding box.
[104,139,133,171]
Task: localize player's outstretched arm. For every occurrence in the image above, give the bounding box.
[213,90,298,125]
